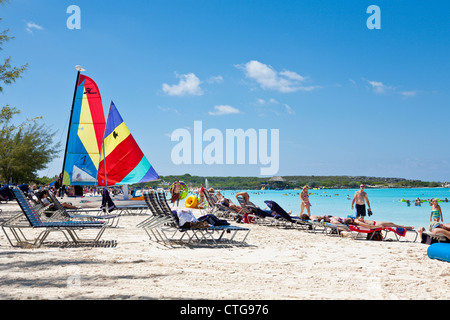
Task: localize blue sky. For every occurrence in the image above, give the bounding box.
[1,0,450,181]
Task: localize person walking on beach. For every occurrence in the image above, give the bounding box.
[300,185,311,217]
[170,180,182,208]
[430,199,443,222]
[351,184,371,221]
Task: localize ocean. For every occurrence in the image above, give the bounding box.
[186,188,450,229]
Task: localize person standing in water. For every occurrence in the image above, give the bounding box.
[351,184,371,222]
[300,185,311,217]
[430,199,443,222]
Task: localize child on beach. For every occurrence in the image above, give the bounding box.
[430,199,443,222]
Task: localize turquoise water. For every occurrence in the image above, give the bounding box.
[187,188,450,229]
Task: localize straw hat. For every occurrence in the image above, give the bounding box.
[429,221,439,232]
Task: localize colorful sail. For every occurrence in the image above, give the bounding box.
[63,75,106,186]
[98,101,159,186]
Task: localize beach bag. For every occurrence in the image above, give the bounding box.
[243,213,254,224]
[368,230,383,241]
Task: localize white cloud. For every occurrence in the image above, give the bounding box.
[162,73,203,96]
[207,75,223,84]
[156,105,180,115]
[26,21,44,34]
[237,60,319,93]
[366,80,394,94]
[208,105,241,116]
[400,90,417,98]
[255,98,279,105]
[365,79,419,97]
[284,104,295,115]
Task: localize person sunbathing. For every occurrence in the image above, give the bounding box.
[418,226,450,244]
[300,214,327,222]
[215,192,247,213]
[429,221,450,240]
[349,218,414,230]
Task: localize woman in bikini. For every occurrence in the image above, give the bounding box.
[352,218,414,230]
[300,185,311,217]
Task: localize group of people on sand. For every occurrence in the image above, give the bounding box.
[301,183,449,243]
[170,181,449,242]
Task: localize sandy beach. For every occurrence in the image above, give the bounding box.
[0,196,448,301]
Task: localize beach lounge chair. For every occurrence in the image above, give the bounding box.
[380,227,418,242]
[421,230,450,245]
[236,195,275,225]
[2,187,109,248]
[157,191,250,246]
[204,191,242,219]
[264,200,317,231]
[138,191,250,247]
[137,191,177,242]
[47,192,120,228]
[99,188,148,216]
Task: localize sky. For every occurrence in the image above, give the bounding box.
[1,0,450,182]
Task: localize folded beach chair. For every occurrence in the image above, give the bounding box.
[48,192,120,228]
[2,187,109,248]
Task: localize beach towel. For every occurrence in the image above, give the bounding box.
[385,227,407,237]
[176,209,198,227]
[348,225,383,234]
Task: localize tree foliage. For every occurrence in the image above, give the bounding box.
[0,3,59,184]
[138,174,442,190]
[0,107,60,184]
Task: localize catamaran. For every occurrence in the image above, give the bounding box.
[61,66,159,192]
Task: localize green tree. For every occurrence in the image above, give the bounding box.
[0,110,60,184]
[0,2,59,184]
[0,3,28,92]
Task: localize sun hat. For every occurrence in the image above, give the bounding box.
[429,221,440,232]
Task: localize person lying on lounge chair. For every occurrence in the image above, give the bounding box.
[322,216,347,225]
[235,192,255,205]
[216,192,247,213]
[40,190,79,210]
[418,226,450,244]
[428,221,450,240]
[300,214,328,222]
[347,217,414,230]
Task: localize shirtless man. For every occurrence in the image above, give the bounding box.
[351,184,371,222]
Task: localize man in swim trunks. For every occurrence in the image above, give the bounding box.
[351,184,371,222]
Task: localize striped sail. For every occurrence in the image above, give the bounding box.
[63,75,106,186]
[97,101,159,186]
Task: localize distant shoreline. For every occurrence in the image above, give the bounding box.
[140,174,446,190]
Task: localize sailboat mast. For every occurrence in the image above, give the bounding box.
[61,69,82,180]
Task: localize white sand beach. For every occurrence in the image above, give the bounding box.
[0,197,448,301]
